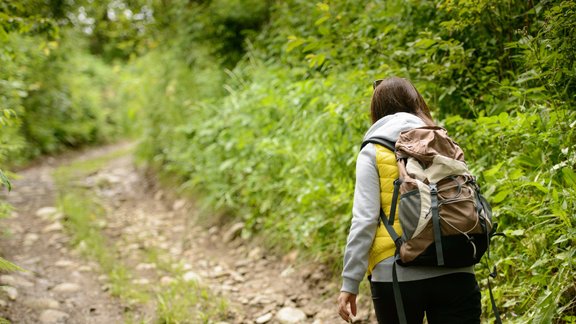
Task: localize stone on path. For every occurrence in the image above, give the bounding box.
[132,278,150,285]
[54,260,76,268]
[223,222,244,242]
[39,309,70,324]
[35,207,58,218]
[1,286,18,300]
[276,307,307,323]
[248,247,263,260]
[42,222,63,233]
[160,276,175,285]
[255,312,274,323]
[0,275,34,288]
[23,233,40,246]
[77,265,92,272]
[52,283,81,293]
[249,295,276,306]
[229,270,245,283]
[280,266,295,278]
[135,263,156,271]
[23,297,60,310]
[172,199,186,211]
[182,271,202,283]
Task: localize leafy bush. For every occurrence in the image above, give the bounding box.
[71,0,576,321]
[0,2,133,268]
[446,107,576,321]
[1,37,132,165]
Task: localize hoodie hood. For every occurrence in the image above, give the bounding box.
[363,112,425,143]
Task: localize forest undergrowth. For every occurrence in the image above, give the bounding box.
[131,1,576,322]
[1,0,575,322]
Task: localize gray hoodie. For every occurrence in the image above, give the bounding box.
[341,112,473,294]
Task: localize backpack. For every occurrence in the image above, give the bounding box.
[362,126,502,323]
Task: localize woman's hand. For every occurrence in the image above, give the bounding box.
[337,291,357,322]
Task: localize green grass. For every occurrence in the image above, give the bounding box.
[156,280,229,324]
[52,146,229,323]
[52,146,133,186]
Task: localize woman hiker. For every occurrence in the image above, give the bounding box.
[337,77,481,324]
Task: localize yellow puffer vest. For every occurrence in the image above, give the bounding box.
[367,144,403,274]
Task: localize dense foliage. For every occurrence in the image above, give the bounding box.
[132,0,575,322]
[1,0,574,322]
[0,0,135,283]
[0,1,141,172]
[0,0,143,222]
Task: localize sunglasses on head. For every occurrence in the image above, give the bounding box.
[373,79,384,89]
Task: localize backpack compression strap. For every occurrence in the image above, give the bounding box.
[430,183,445,266]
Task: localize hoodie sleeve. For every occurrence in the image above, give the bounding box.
[341,143,381,294]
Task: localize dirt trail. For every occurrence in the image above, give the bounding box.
[0,144,127,324]
[0,143,375,323]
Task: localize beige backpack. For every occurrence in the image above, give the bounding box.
[362,126,502,324]
[363,126,495,267]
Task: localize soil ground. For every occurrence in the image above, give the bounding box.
[0,143,376,323]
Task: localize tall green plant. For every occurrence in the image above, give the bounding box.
[132,0,575,321]
[1,0,134,292]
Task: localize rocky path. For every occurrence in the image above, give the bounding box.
[0,145,126,324]
[0,143,375,323]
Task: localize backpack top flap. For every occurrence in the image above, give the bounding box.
[395,127,465,167]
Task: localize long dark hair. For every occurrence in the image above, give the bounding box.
[370,77,435,126]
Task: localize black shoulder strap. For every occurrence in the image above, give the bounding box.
[366,137,406,323]
[360,137,396,152]
[379,207,407,324]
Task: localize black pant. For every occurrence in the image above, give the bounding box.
[370,273,481,324]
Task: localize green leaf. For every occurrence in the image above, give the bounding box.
[552,206,571,227]
[561,167,576,188]
[483,162,504,178]
[509,168,523,180]
[286,36,305,52]
[0,257,24,272]
[303,42,321,52]
[506,229,525,236]
[498,112,509,125]
[491,189,511,203]
[218,159,235,172]
[0,169,11,191]
[515,154,542,168]
[315,16,329,26]
[316,3,330,12]
[519,182,548,194]
[413,38,436,49]
[316,53,326,66]
[555,251,572,260]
